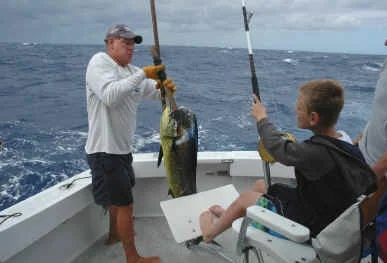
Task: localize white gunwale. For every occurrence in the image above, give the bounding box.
[0,151,294,263]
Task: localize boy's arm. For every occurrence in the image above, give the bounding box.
[257,118,324,169]
[251,94,325,173]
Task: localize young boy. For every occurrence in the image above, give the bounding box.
[200,79,376,242]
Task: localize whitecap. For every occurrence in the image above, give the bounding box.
[132,130,160,152]
[212,116,223,121]
[283,58,298,65]
[236,113,253,129]
[362,65,380,72]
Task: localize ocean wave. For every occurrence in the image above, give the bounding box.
[0,44,383,211]
[283,58,298,65]
[362,63,382,72]
[0,121,89,210]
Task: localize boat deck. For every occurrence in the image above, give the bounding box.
[72,215,273,263]
[72,216,378,263]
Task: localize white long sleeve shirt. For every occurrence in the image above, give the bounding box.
[359,60,387,165]
[85,52,160,154]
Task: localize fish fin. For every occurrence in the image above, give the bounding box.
[193,115,199,169]
[172,140,177,152]
[157,145,163,167]
[185,236,222,248]
[208,239,222,247]
[185,236,203,247]
[168,188,175,198]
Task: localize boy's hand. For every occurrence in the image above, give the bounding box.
[251,94,267,122]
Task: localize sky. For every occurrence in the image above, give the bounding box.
[1,0,387,54]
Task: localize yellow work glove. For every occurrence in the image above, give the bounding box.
[156,78,177,94]
[142,64,165,80]
[258,132,296,163]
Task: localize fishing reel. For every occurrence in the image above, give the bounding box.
[258,133,296,163]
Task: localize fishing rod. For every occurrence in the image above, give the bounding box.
[148,0,205,250]
[149,0,177,112]
[241,0,260,100]
[241,0,272,188]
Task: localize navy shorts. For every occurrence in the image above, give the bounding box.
[265,183,304,223]
[87,152,135,207]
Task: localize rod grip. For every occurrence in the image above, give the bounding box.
[251,75,260,100]
[150,47,167,81]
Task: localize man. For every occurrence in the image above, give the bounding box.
[85,24,176,263]
[358,41,387,171]
[357,40,387,261]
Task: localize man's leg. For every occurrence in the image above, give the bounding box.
[87,153,121,245]
[105,206,120,245]
[116,204,159,263]
[378,230,387,263]
[200,190,262,243]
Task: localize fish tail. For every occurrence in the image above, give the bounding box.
[157,145,163,167]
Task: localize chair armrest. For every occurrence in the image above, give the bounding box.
[246,205,310,243]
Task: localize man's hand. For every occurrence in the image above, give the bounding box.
[251,94,267,122]
[353,133,363,145]
[156,78,177,94]
[372,152,387,179]
[142,64,165,80]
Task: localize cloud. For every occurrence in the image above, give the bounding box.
[0,0,386,53]
[239,0,387,31]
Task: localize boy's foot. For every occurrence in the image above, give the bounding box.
[199,211,215,243]
[136,256,160,263]
[209,205,226,217]
[104,235,120,245]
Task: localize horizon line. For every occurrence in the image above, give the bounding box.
[0,41,385,57]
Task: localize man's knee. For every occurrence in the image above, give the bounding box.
[114,204,133,216]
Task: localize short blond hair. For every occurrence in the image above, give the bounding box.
[299,79,344,128]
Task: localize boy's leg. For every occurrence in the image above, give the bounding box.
[209,205,226,217]
[200,190,262,243]
[116,204,159,263]
[252,179,267,193]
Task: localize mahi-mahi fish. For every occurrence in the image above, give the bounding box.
[157,105,198,198]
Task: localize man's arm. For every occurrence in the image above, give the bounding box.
[86,54,146,107]
[372,152,387,182]
[353,133,362,145]
[360,152,387,226]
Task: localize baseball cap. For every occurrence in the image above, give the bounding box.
[104,24,142,44]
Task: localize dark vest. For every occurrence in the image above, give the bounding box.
[300,135,377,236]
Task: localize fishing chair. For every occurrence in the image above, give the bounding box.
[232,179,385,263]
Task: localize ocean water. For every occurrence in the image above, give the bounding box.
[0,43,385,211]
